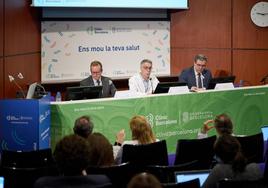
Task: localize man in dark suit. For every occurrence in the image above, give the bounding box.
[179,54,212,92]
[80,60,116,98]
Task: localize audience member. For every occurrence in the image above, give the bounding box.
[114,115,157,163]
[87,132,115,167]
[53,134,91,175]
[34,134,111,188]
[73,115,94,138]
[127,172,162,188]
[197,113,233,139]
[202,134,262,188]
[80,60,117,97]
[128,59,159,94]
[179,54,212,92]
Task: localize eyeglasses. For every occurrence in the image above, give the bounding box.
[91,71,101,75]
[142,66,152,70]
[195,63,206,67]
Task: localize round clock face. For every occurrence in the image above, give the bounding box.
[250,1,268,27]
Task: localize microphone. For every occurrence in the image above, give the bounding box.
[17,72,24,79]
[8,74,26,98]
[36,83,46,94]
[260,74,268,83]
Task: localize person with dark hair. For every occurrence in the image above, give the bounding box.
[202,134,262,188]
[197,113,233,139]
[53,134,91,176]
[179,54,212,92]
[34,134,111,188]
[73,115,94,138]
[128,59,159,94]
[80,60,117,97]
[127,172,162,188]
[87,132,115,167]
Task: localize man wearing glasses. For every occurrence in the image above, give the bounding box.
[80,60,116,97]
[128,59,159,94]
[179,54,212,92]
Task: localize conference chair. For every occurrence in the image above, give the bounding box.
[121,140,169,166]
[218,178,268,188]
[34,175,113,188]
[162,178,200,188]
[235,132,264,163]
[145,160,199,183]
[264,147,268,180]
[174,136,217,170]
[86,162,135,188]
[0,149,59,188]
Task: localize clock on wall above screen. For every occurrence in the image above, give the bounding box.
[250,1,268,27]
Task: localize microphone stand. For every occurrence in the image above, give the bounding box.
[13,79,26,98]
[260,74,268,84]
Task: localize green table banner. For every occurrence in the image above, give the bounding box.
[51,86,268,153]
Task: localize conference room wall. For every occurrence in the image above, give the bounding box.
[233,50,268,86]
[0,0,3,57]
[4,0,40,56]
[0,0,3,99]
[233,0,268,49]
[171,0,232,77]
[171,0,268,85]
[1,0,268,99]
[1,0,40,99]
[4,54,41,98]
[0,58,3,99]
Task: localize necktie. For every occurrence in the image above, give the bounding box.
[96,80,100,86]
[144,80,149,92]
[197,73,202,88]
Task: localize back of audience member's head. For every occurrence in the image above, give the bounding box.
[214,113,233,135]
[130,115,156,144]
[128,172,162,188]
[54,134,91,176]
[87,132,114,167]
[73,115,94,138]
[214,134,247,173]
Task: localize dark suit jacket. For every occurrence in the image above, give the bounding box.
[34,175,112,188]
[179,66,212,89]
[80,76,116,98]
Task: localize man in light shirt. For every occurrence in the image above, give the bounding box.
[128,59,159,94]
[179,54,212,92]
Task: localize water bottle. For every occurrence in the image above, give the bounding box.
[55,91,62,102]
[239,80,244,87]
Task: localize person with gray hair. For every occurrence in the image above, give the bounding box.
[73,115,94,138]
[128,59,159,94]
[179,54,212,92]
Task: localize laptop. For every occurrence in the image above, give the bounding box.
[261,126,268,141]
[0,177,4,188]
[154,82,187,94]
[207,76,236,90]
[175,170,210,186]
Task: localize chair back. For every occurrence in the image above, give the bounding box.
[34,175,113,188]
[122,140,169,166]
[218,178,267,188]
[86,162,135,188]
[162,178,200,188]
[1,148,55,168]
[174,136,216,170]
[235,132,264,163]
[145,160,199,183]
[0,149,59,188]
